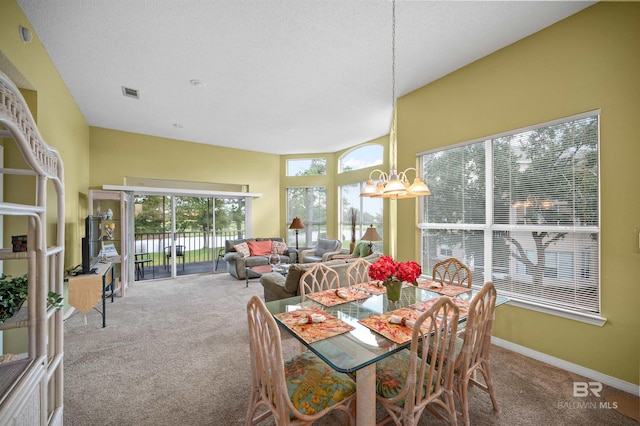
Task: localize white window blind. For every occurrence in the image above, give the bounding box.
[420,112,600,316]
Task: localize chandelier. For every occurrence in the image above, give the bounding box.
[360,0,431,199]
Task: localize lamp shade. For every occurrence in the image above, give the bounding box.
[361,225,382,242]
[289,217,305,229]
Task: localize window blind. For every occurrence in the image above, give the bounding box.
[420,112,600,315]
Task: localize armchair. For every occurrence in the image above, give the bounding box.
[300,238,343,263]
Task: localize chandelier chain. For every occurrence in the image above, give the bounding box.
[391,0,397,170]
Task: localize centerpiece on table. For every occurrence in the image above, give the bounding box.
[368,256,422,304]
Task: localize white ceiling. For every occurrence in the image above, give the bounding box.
[16,0,594,155]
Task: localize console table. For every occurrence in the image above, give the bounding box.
[67,261,116,327]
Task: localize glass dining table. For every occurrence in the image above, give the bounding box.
[265,282,509,425]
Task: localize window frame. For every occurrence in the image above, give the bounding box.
[338,182,383,252]
[338,144,384,173]
[286,158,326,176]
[286,186,327,247]
[418,110,603,325]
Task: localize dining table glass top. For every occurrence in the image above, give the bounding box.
[265,283,509,374]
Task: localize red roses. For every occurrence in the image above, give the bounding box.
[369,255,422,285]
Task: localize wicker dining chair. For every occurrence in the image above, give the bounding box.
[375,297,460,426]
[245,295,356,425]
[432,257,472,288]
[453,281,499,426]
[345,257,372,287]
[299,263,341,299]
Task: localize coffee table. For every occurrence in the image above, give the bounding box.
[245,264,289,287]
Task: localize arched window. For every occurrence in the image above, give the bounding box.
[339,144,383,173]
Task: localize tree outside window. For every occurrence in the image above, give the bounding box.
[287,187,326,247]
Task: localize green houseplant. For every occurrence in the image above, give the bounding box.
[0,274,63,324]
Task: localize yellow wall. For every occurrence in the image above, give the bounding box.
[90,127,281,238]
[396,2,639,385]
[1,0,91,271]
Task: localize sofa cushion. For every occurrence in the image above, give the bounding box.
[247,240,272,256]
[315,239,337,257]
[227,238,256,252]
[284,263,313,294]
[233,242,250,257]
[271,240,287,255]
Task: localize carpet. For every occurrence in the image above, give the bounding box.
[63,273,638,425]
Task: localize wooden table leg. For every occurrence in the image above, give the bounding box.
[356,363,376,425]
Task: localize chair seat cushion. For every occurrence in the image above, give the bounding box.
[284,351,356,416]
[375,350,435,402]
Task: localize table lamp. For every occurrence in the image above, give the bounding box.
[289,217,305,250]
[360,225,382,254]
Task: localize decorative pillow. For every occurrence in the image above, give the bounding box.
[315,239,335,257]
[271,240,287,255]
[233,242,250,257]
[247,240,272,256]
[351,242,362,257]
[358,242,371,257]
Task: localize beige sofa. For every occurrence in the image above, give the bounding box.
[260,253,380,302]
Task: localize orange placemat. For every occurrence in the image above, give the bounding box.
[274,307,355,344]
[410,297,470,319]
[358,307,435,344]
[416,279,472,297]
[352,281,386,295]
[306,287,370,306]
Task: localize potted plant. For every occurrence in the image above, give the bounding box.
[0,274,63,324]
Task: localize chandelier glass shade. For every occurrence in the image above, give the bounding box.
[360,167,431,199]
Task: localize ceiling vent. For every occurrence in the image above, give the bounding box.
[122,86,139,99]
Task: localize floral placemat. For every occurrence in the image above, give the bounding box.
[352,281,386,295]
[416,279,472,297]
[358,308,435,344]
[274,307,355,344]
[410,297,470,319]
[305,287,371,306]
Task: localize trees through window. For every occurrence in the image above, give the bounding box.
[419,112,600,316]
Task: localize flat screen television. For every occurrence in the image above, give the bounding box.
[81,215,102,274]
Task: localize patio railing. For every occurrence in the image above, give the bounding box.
[134,229,244,266]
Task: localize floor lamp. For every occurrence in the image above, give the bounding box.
[289,217,305,250]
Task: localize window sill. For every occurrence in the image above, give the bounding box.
[506,298,606,326]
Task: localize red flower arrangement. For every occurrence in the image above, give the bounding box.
[369,255,422,285]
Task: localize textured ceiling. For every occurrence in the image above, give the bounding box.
[16,0,594,155]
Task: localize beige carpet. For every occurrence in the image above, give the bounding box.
[63,273,638,425]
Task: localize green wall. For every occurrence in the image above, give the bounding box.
[395,2,639,385]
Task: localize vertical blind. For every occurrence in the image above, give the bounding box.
[419,112,600,315]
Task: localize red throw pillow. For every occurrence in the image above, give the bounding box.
[247,240,272,256]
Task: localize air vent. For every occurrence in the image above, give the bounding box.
[122,86,140,99]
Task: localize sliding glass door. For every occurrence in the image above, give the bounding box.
[133,194,246,279]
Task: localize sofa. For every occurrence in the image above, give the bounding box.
[223,237,298,280]
[260,253,380,302]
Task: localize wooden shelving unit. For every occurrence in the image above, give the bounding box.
[0,70,65,425]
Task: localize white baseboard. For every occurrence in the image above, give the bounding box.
[491,336,640,396]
